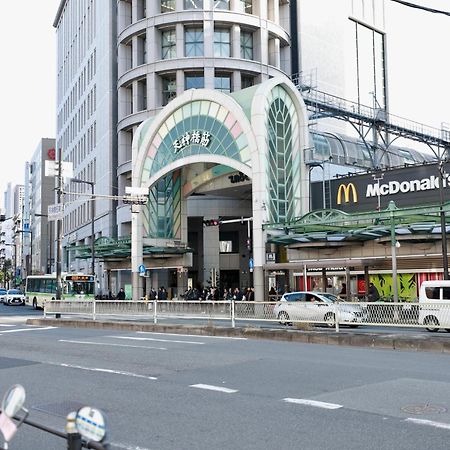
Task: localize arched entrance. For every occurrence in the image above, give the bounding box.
[131,78,310,301]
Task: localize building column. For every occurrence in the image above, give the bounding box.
[131,205,144,301]
[202,219,220,287]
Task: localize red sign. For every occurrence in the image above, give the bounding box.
[47,148,56,160]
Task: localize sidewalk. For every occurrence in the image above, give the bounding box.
[26,317,450,354]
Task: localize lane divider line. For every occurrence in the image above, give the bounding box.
[405,418,450,430]
[109,336,204,345]
[190,384,238,394]
[54,363,157,380]
[0,326,57,333]
[59,339,167,350]
[283,398,343,410]
[137,331,247,340]
[110,442,152,450]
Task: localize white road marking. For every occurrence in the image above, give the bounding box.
[0,324,15,327]
[59,339,167,350]
[405,418,450,430]
[190,384,238,394]
[283,398,343,410]
[56,363,157,380]
[109,336,205,345]
[0,326,57,333]
[111,442,151,450]
[137,331,247,340]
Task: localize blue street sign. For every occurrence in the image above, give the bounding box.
[23,222,30,231]
[138,264,146,274]
[249,258,254,272]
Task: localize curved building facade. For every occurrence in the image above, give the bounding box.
[117,0,292,236]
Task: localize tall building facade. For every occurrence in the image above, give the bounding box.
[53,0,118,287]
[24,139,56,275]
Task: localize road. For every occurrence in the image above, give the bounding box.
[0,305,449,449]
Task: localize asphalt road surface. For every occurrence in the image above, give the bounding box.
[0,309,449,449]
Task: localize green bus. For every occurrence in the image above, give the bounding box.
[25,274,96,309]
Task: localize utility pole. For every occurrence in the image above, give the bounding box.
[56,148,63,301]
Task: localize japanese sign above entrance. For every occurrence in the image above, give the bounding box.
[173,130,211,152]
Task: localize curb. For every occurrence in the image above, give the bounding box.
[27,318,450,354]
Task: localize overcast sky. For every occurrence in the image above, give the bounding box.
[0,0,449,209]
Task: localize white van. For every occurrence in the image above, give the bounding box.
[418,280,450,332]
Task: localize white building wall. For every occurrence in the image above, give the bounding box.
[54,0,117,285]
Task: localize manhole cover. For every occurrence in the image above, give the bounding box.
[401,404,447,415]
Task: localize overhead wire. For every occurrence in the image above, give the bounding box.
[389,0,450,17]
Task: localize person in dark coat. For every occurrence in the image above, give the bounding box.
[368,283,380,302]
[116,288,126,300]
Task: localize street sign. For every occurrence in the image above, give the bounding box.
[249,257,254,273]
[138,264,146,274]
[47,204,64,221]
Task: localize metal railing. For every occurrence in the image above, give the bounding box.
[43,300,450,332]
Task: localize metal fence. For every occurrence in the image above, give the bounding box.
[43,300,450,332]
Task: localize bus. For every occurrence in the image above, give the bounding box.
[25,274,96,309]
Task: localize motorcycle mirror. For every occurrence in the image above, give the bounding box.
[2,385,26,418]
[75,406,107,442]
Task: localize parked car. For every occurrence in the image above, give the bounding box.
[0,288,7,303]
[274,291,366,327]
[4,289,26,306]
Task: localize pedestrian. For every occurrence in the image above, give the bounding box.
[158,286,168,300]
[339,282,347,298]
[148,288,157,300]
[368,282,380,302]
[116,288,126,300]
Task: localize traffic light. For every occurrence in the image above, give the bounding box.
[203,219,220,226]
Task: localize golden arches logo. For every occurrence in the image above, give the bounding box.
[337,183,358,205]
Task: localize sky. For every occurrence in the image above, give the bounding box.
[0,0,449,209]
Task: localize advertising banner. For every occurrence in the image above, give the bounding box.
[311,162,449,212]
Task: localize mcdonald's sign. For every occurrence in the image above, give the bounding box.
[337,183,358,205]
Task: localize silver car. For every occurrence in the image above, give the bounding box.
[274,291,366,327]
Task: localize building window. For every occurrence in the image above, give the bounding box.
[241,75,254,89]
[162,29,176,59]
[214,73,231,93]
[214,29,230,57]
[185,73,204,89]
[162,75,177,105]
[161,0,175,12]
[240,31,253,60]
[240,0,252,14]
[184,0,203,9]
[214,0,230,10]
[185,27,204,57]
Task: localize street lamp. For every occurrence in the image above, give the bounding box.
[71,178,95,276]
[388,201,399,302]
[438,160,449,279]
